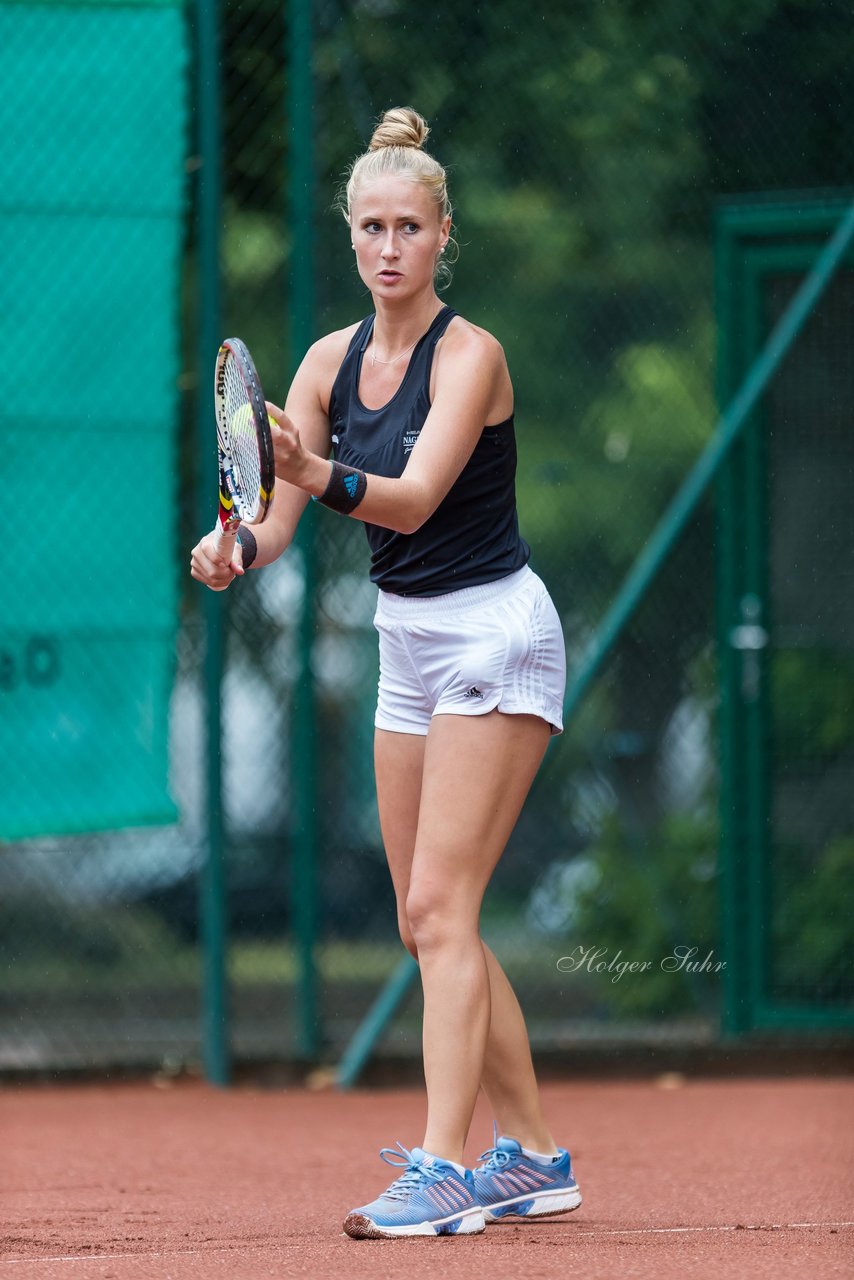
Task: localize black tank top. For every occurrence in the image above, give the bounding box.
[328,305,530,596]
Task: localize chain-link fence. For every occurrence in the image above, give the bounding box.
[1,0,852,1076]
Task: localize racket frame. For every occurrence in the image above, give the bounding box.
[212,336,275,560]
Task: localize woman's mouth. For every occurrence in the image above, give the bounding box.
[378,270,402,282]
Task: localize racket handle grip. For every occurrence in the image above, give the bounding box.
[212,521,239,565]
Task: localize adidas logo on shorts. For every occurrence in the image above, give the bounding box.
[463,686,484,700]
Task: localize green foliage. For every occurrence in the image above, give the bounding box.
[564,811,720,1016]
[772,836,854,1000]
[772,649,854,763]
[0,897,191,992]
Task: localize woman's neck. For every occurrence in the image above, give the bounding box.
[370,291,445,359]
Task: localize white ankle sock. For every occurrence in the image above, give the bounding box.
[426,1150,467,1177]
[521,1145,561,1165]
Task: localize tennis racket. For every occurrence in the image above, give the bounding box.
[212,337,276,562]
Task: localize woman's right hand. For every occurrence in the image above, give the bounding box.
[190,530,244,591]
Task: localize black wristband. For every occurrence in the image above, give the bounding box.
[314,460,367,515]
[236,525,258,569]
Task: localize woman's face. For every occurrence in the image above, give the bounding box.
[350,175,450,302]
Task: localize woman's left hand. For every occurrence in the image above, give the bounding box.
[266,400,309,485]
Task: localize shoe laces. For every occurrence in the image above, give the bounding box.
[377,1142,437,1201]
[477,1121,511,1173]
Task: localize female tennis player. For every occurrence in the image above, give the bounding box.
[190,107,581,1239]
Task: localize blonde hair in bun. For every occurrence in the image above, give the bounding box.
[340,106,458,288]
[368,106,430,151]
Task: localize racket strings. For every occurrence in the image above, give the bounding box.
[221,355,263,520]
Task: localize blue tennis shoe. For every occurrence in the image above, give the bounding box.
[473,1133,582,1222]
[343,1142,486,1239]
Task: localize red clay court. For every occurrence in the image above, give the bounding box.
[2,1075,852,1279]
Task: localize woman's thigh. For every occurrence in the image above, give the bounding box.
[376,710,551,933]
[374,727,427,914]
[408,710,550,920]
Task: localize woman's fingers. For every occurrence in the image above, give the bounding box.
[267,406,304,481]
[265,399,286,425]
[190,532,238,591]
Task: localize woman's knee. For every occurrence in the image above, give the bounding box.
[397,908,418,959]
[405,884,476,953]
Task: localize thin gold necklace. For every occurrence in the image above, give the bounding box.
[370,336,419,368]
[370,306,443,368]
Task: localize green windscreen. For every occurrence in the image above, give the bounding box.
[0,0,187,837]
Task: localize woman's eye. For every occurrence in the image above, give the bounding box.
[404,223,420,233]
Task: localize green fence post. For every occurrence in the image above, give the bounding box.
[288,0,320,1060]
[714,213,749,1037]
[336,953,419,1089]
[195,0,229,1086]
[740,273,772,1028]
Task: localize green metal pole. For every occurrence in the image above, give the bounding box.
[741,266,771,1029]
[336,953,419,1089]
[288,0,320,1060]
[195,0,229,1085]
[714,216,749,1037]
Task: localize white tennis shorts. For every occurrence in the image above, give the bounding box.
[373,565,566,737]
